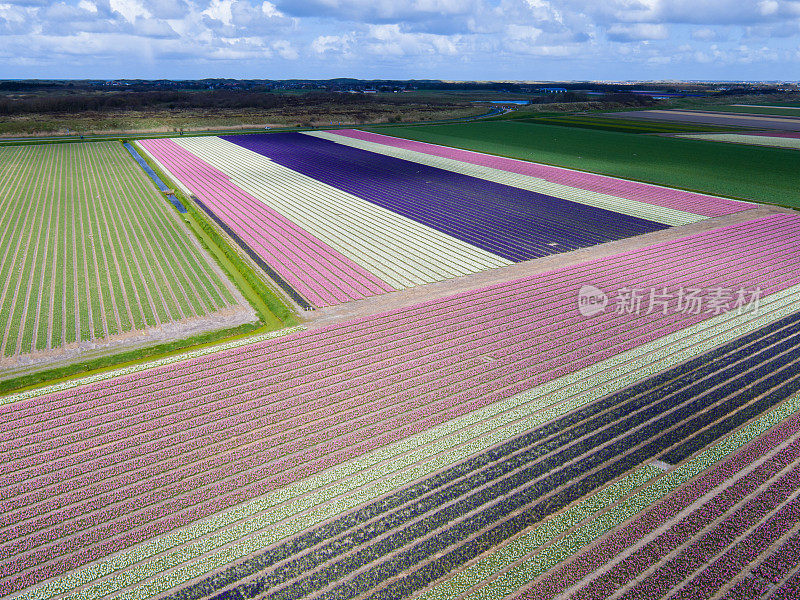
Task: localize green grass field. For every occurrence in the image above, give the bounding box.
[368,121,800,208]
[0,141,245,360]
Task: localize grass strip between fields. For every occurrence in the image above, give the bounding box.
[11,283,800,600]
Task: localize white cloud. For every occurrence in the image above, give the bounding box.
[311,33,352,55]
[262,1,281,17]
[109,0,150,22]
[202,0,233,26]
[691,27,719,41]
[272,38,297,58]
[607,22,668,41]
[0,0,798,80]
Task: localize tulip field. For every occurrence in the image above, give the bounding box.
[3,212,800,600]
[0,141,247,367]
[136,129,754,308]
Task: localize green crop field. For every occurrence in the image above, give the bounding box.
[504,114,740,134]
[0,141,244,361]
[369,121,800,208]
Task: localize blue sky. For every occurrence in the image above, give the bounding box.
[1,0,799,80]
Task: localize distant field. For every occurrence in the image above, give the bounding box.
[606,109,800,131]
[677,132,800,150]
[714,104,800,117]
[140,133,685,307]
[509,114,739,134]
[0,141,247,364]
[370,121,800,208]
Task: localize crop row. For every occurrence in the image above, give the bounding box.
[138,138,392,307]
[0,142,237,361]
[172,136,511,290]
[222,133,669,263]
[331,129,754,217]
[160,313,800,600]
[2,213,797,438]
[509,411,800,600]
[1,215,799,595]
[307,131,702,227]
[3,213,795,440]
[680,133,800,150]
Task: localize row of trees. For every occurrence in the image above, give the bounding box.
[0,90,456,115]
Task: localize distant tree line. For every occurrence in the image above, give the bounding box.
[0,90,456,115]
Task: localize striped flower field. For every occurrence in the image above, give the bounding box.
[165,136,512,291]
[138,131,704,308]
[3,213,800,600]
[325,129,755,217]
[222,132,670,263]
[136,138,395,308]
[0,142,249,366]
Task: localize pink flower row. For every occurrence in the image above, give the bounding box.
[558,440,800,600]
[2,219,800,528]
[5,234,799,517]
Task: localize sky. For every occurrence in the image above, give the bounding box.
[0,0,799,81]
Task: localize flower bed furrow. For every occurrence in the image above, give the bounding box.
[672,500,800,600]
[617,467,800,600]
[513,415,800,600]
[561,437,800,600]
[752,531,800,584]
